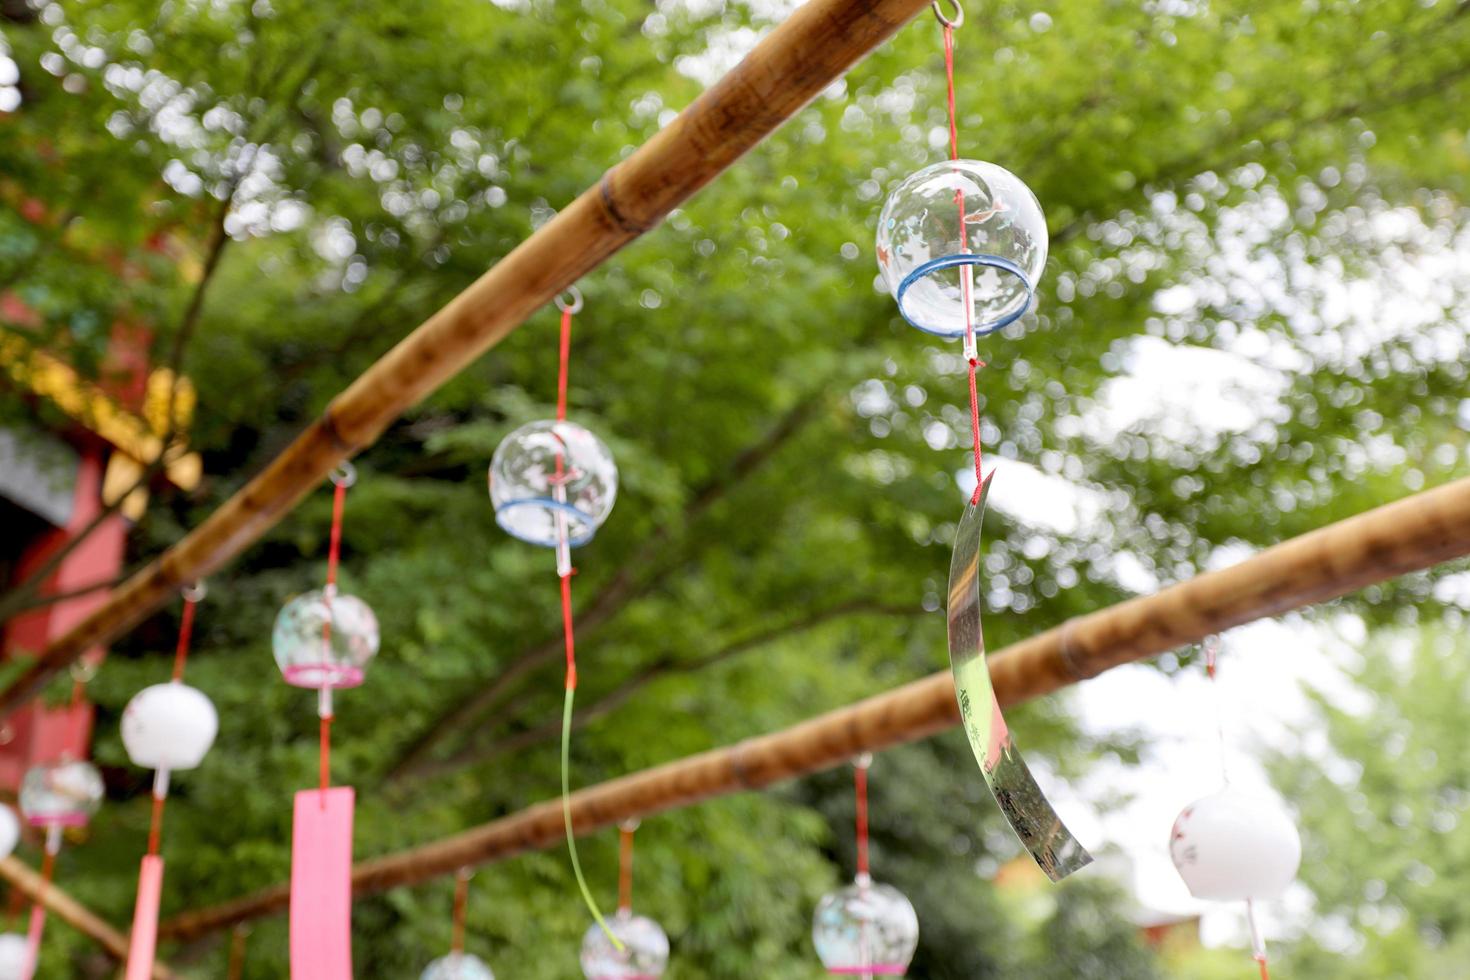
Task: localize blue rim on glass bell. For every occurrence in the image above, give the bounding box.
[488,419,618,552]
[876,159,1048,339]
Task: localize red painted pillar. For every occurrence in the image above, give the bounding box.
[0,445,123,787]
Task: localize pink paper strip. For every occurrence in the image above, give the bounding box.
[124,855,165,980]
[23,900,45,980]
[290,786,355,980]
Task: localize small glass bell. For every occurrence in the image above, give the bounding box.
[876,159,1048,338]
[272,588,380,689]
[812,877,919,976]
[19,760,104,828]
[420,952,496,980]
[580,910,669,980]
[489,420,618,549]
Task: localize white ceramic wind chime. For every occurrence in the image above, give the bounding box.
[1169,636,1301,978]
[119,583,219,980]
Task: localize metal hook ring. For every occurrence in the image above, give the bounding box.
[554,285,584,314]
[330,460,357,488]
[931,0,964,28]
[854,751,874,770]
[619,817,641,833]
[181,580,208,603]
[69,659,99,684]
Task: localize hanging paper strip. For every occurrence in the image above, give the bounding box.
[946,473,1092,880]
[290,787,355,979]
[123,855,164,980]
[23,901,44,980]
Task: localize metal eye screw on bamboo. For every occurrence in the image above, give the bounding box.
[157,475,1470,940]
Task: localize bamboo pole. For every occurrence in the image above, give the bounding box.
[158,475,1470,941]
[0,0,937,717]
[0,856,178,980]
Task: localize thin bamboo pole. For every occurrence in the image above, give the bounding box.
[158,475,1470,941]
[0,857,178,980]
[0,0,937,718]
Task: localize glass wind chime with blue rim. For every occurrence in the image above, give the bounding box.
[876,0,1090,880]
[488,286,643,963]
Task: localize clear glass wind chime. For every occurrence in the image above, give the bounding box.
[876,0,1090,879]
[487,285,623,949]
[420,869,497,980]
[120,583,220,980]
[18,757,103,978]
[1168,636,1300,979]
[272,461,380,980]
[812,755,919,978]
[579,819,670,980]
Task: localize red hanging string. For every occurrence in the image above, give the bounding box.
[854,758,871,879]
[557,299,577,691]
[1257,955,1271,980]
[319,716,333,795]
[943,25,959,162]
[227,925,249,980]
[943,21,986,503]
[326,479,347,591]
[171,591,199,682]
[450,869,471,954]
[148,589,202,856]
[560,577,578,692]
[551,290,619,946]
[319,476,348,796]
[557,306,572,424]
[618,823,635,914]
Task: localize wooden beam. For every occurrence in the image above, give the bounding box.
[0,0,938,717]
[0,856,178,980]
[157,475,1470,941]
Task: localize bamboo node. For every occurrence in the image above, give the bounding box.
[598,171,657,234]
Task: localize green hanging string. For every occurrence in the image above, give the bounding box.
[563,683,622,950]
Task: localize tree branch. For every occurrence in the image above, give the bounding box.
[381,388,829,784]
[0,193,235,626]
[398,600,925,787]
